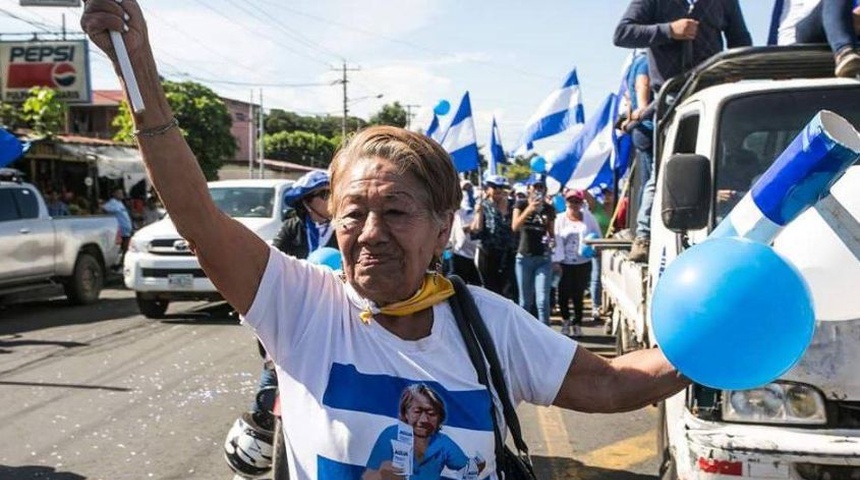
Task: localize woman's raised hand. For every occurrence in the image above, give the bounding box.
[81,0,150,68]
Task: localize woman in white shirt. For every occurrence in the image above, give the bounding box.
[552,189,601,337]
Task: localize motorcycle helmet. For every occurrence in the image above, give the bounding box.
[224,411,274,477]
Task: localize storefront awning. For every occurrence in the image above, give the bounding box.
[54,143,145,180]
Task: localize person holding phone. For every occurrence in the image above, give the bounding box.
[512,174,556,326]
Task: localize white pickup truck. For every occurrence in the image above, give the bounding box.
[0,173,122,305]
[124,178,294,318]
[597,46,860,480]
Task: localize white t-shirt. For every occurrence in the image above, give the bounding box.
[776,0,821,45]
[552,212,601,265]
[450,208,479,259]
[243,247,576,480]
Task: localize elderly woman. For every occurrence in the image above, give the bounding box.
[81,2,688,478]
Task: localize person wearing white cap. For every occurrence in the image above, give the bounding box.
[470,174,517,298]
[448,180,483,286]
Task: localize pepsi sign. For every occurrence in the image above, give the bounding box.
[1,40,91,103]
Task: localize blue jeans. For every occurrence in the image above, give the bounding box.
[516,254,553,325]
[797,0,858,54]
[251,365,278,414]
[590,256,602,312]
[633,126,655,238]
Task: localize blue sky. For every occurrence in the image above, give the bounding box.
[1,0,773,156]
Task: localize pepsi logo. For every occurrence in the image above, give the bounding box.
[52,63,76,87]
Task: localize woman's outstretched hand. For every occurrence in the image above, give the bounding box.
[80,0,149,68]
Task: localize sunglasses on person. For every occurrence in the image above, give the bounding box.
[307,189,331,201]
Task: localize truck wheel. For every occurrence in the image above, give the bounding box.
[64,253,104,305]
[271,417,289,480]
[136,294,169,318]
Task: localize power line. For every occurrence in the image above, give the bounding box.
[222,0,342,62]
[185,0,334,68]
[254,0,557,83]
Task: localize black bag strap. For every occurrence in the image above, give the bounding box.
[446,276,507,476]
[447,275,532,457]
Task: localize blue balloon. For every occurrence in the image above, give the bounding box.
[553,194,566,213]
[433,100,451,116]
[530,156,546,173]
[306,247,343,271]
[651,237,815,390]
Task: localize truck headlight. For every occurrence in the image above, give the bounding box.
[128,237,149,253]
[723,382,826,425]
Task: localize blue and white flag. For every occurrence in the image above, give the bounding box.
[425,113,443,142]
[548,93,616,191]
[611,53,640,180]
[487,117,507,175]
[441,91,480,173]
[0,129,26,168]
[516,68,585,152]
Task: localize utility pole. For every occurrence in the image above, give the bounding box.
[248,90,255,179]
[257,88,265,179]
[404,104,420,130]
[333,62,360,138]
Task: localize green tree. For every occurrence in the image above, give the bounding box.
[369,102,407,128]
[0,102,21,129]
[505,161,533,182]
[21,87,66,137]
[113,80,237,180]
[264,130,338,168]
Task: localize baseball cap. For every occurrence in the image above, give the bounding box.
[512,183,527,195]
[564,188,585,201]
[483,174,510,189]
[525,173,546,187]
[282,170,330,207]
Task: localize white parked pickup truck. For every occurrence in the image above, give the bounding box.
[0,174,122,305]
[124,179,294,318]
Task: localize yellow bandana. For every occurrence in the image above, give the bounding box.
[359,273,455,324]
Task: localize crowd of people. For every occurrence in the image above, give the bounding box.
[78,0,860,478]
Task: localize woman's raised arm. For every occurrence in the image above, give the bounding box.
[81,0,269,314]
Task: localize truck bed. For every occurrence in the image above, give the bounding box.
[600,248,649,349]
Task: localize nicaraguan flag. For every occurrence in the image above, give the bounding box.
[0,129,27,168]
[548,93,616,191]
[441,92,479,172]
[487,117,507,175]
[611,54,639,180]
[516,68,585,152]
[425,113,443,142]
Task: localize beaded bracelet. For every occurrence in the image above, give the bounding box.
[133,117,179,138]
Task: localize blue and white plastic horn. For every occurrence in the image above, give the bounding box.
[711,111,860,244]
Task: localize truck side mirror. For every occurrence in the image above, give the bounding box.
[661,154,711,232]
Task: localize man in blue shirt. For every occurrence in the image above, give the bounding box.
[614,0,752,261]
[614,0,752,89]
[101,188,133,261]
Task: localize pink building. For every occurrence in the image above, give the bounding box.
[221,96,259,164]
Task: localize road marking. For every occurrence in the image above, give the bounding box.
[536,405,576,457]
[535,405,657,478]
[580,429,657,470]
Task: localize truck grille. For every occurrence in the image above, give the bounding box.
[140,268,208,278]
[148,238,196,256]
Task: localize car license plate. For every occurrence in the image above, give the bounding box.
[168,274,194,289]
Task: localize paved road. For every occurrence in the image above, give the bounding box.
[0,287,659,480]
